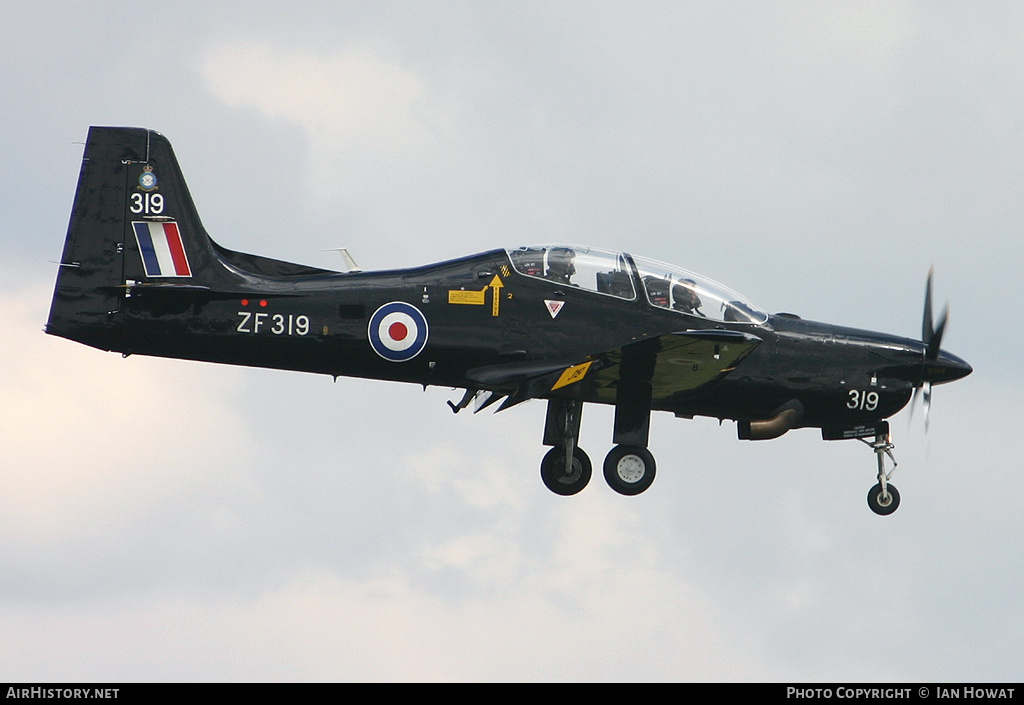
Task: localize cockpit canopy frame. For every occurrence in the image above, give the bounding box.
[505,245,768,325]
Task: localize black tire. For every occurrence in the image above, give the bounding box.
[540,446,592,496]
[867,483,901,516]
[603,445,656,496]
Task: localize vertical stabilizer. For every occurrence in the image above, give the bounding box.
[46,127,222,351]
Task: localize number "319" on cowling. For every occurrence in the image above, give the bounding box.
[847,389,879,411]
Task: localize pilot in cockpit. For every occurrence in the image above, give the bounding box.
[546,247,576,284]
[672,279,704,315]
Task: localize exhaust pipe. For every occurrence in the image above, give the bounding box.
[737,399,804,441]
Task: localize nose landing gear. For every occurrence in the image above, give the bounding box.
[861,428,900,516]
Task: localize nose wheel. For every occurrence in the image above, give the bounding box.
[861,429,901,516]
[867,482,900,515]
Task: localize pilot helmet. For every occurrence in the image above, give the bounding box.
[546,247,576,278]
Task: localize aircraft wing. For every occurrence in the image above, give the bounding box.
[464,329,761,411]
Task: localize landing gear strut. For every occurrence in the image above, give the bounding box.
[540,398,658,496]
[603,342,657,496]
[540,399,591,495]
[862,429,900,516]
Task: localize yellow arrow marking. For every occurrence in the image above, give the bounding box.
[447,274,505,316]
[488,275,504,317]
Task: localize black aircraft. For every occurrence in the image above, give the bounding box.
[47,127,972,514]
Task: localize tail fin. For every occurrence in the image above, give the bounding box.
[46,127,222,350]
[46,127,333,352]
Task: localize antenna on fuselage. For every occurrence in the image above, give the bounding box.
[323,248,362,273]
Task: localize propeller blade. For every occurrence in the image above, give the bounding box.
[922,381,932,431]
[922,267,949,361]
[913,269,947,432]
[923,267,934,347]
[928,303,948,361]
[907,382,934,431]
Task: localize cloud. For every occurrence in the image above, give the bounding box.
[202,43,429,154]
[0,280,253,543]
[3,3,1021,682]
[0,513,739,681]
[0,286,745,680]
[198,40,456,249]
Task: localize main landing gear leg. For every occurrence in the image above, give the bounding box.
[604,378,656,496]
[540,399,591,495]
[862,430,901,516]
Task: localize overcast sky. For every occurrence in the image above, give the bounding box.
[2,1,1021,682]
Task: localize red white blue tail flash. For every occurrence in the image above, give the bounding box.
[132,221,192,277]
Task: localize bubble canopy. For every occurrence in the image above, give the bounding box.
[505,245,768,325]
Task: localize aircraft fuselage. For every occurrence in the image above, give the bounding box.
[46,126,972,509]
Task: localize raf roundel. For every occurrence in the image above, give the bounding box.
[368,302,429,362]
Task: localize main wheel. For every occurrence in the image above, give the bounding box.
[867,483,901,515]
[603,445,656,496]
[540,446,592,496]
